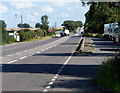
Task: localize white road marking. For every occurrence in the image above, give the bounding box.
[16,52,21,54]
[41,49,44,52]
[45,48,48,50]
[36,52,40,53]
[6,54,13,57]
[43,89,48,92]
[48,82,53,85]
[20,56,27,59]
[23,50,28,52]
[28,55,32,56]
[0,57,3,58]
[51,78,56,81]
[46,86,51,89]
[8,60,17,64]
[53,76,58,79]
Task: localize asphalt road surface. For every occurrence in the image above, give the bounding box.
[1,37,60,57]
[2,35,84,92]
[2,36,117,93]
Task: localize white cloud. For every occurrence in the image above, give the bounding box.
[57,12,69,18]
[42,5,53,13]
[0,4,8,13]
[33,12,40,16]
[11,2,34,9]
[27,14,36,22]
[54,2,67,7]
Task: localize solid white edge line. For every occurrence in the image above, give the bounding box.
[51,78,56,81]
[8,60,17,63]
[46,86,51,89]
[48,82,53,85]
[20,56,27,59]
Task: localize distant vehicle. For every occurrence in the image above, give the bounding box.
[104,22,119,43]
[64,29,70,36]
[56,30,65,37]
[55,32,61,38]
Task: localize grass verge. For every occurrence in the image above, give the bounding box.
[0,36,51,46]
[93,58,120,93]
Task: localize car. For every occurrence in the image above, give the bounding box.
[55,32,61,38]
[57,30,65,37]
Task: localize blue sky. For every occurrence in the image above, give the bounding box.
[0,1,89,28]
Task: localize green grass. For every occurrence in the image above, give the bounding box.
[0,36,51,46]
[94,58,120,93]
[28,36,51,41]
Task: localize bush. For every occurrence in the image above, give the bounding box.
[19,29,46,41]
[94,58,120,92]
[34,29,44,37]
[83,33,104,38]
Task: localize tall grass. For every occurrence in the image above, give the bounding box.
[94,58,120,92]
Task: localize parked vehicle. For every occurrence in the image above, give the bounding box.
[55,31,61,38]
[64,29,70,36]
[104,22,120,43]
[56,30,65,37]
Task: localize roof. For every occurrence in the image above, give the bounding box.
[55,27,63,30]
[6,28,40,31]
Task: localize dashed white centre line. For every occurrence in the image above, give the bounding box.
[7,54,13,57]
[0,57,3,58]
[16,52,21,54]
[20,56,27,59]
[41,49,44,52]
[23,50,28,52]
[8,60,17,64]
[36,52,40,53]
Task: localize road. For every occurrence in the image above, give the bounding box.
[2,35,118,93]
[1,37,60,57]
[1,35,83,92]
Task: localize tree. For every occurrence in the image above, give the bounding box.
[23,23,30,28]
[82,2,119,33]
[41,15,49,25]
[0,20,7,28]
[17,23,30,28]
[62,20,83,32]
[17,23,23,28]
[35,23,42,28]
[0,20,12,44]
[41,15,49,33]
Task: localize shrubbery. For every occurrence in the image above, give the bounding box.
[19,29,47,42]
[0,27,13,44]
[83,33,104,38]
[94,58,120,92]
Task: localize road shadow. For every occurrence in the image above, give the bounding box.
[2,64,99,92]
[61,43,78,45]
[32,52,119,57]
[2,64,99,79]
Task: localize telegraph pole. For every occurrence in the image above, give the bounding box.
[21,15,23,27]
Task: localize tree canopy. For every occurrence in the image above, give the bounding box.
[83,2,119,33]
[62,20,83,32]
[41,15,49,26]
[0,20,12,44]
[17,23,31,28]
[35,23,42,28]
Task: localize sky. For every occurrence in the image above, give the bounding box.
[0,1,90,28]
